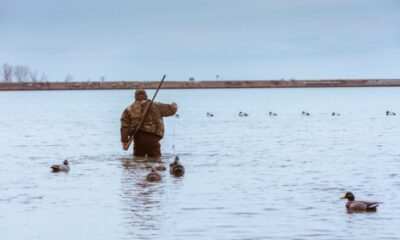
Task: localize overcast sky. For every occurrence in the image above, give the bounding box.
[0,0,399,81]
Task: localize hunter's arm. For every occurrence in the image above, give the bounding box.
[157,102,178,117]
[120,108,131,142]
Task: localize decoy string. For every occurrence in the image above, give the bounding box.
[173,114,176,155]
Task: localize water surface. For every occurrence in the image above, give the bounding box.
[1,88,400,239]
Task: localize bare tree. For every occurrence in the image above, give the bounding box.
[30,70,38,82]
[39,72,47,82]
[65,74,73,82]
[14,65,30,82]
[2,63,13,82]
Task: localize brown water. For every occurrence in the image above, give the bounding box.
[1,88,400,239]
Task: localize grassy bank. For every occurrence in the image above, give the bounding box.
[1,79,400,91]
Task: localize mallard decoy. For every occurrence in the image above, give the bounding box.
[146,167,161,182]
[51,160,70,172]
[170,156,185,177]
[206,112,214,117]
[386,111,396,116]
[239,111,248,117]
[269,111,277,116]
[154,164,166,171]
[301,111,310,116]
[340,192,379,212]
[332,112,341,116]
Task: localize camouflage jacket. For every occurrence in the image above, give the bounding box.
[120,100,177,141]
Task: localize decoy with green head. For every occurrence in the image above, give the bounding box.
[340,192,379,212]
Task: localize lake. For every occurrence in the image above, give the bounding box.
[1,87,400,240]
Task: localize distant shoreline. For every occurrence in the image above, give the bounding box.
[1,79,400,91]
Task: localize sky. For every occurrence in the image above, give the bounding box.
[0,0,399,81]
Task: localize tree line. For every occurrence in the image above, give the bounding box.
[1,63,47,83]
[1,62,107,83]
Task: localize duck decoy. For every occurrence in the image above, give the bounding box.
[51,160,70,172]
[340,192,379,212]
[146,167,161,182]
[301,111,310,116]
[386,111,396,116]
[206,112,214,117]
[332,112,341,116]
[154,163,166,171]
[239,111,248,117]
[269,111,277,116]
[170,156,185,177]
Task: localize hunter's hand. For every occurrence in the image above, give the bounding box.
[121,142,129,151]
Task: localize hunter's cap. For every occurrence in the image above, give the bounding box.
[135,89,148,100]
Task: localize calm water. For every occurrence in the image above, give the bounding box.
[1,88,400,240]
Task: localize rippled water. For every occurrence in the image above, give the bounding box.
[1,88,400,240]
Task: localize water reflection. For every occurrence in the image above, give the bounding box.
[120,156,166,239]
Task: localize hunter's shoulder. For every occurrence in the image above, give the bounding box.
[127,100,146,109]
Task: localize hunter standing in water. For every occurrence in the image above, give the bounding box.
[120,89,178,157]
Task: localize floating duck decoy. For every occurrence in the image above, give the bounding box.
[301,111,310,116]
[340,192,379,212]
[175,114,180,118]
[146,167,161,182]
[269,111,277,116]
[206,112,214,117]
[154,163,166,171]
[239,111,248,117]
[332,112,341,116]
[386,111,396,116]
[51,160,70,172]
[170,156,185,177]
